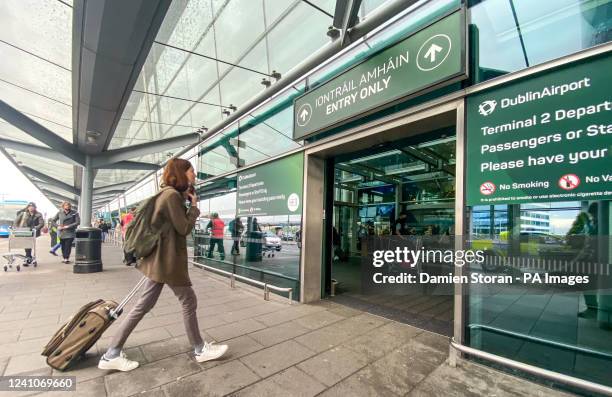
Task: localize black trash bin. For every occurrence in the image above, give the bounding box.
[74,227,103,273]
[246,231,263,262]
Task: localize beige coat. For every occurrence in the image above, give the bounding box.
[137,187,200,286]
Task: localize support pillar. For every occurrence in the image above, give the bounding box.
[80,156,94,227]
[74,155,103,273]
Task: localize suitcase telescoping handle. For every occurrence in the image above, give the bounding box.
[109,276,148,320]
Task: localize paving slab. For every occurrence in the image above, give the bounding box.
[104,353,200,397]
[164,360,260,397]
[291,309,345,330]
[240,340,316,378]
[294,313,388,353]
[206,318,267,341]
[408,360,574,397]
[247,320,311,347]
[297,346,369,387]
[35,377,107,397]
[3,351,49,376]
[234,367,326,397]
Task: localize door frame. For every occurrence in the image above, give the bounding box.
[300,97,467,346]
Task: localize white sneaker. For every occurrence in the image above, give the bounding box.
[194,341,228,363]
[98,351,139,372]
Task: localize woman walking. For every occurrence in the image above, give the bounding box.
[98,158,227,372]
[50,202,80,264]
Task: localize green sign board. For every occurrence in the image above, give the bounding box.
[236,153,304,217]
[293,10,466,140]
[466,54,612,206]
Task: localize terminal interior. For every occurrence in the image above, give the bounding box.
[328,128,456,335]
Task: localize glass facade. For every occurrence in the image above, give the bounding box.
[192,155,303,300]
[468,200,612,388]
[469,0,612,83]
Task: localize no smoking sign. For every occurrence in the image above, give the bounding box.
[480,181,496,196]
[558,174,580,190]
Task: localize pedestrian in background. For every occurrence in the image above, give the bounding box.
[206,213,225,260]
[48,216,62,256]
[14,202,44,265]
[51,202,80,264]
[99,219,110,242]
[228,217,244,255]
[122,208,137,266]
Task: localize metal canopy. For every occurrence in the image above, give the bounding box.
[72,0,172,155]
[0,0,180,224]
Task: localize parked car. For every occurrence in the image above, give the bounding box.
[264,232,282,251]
[0,224,9,238]
[282,232,294,241]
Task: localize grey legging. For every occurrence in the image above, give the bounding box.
[108,278,203,351]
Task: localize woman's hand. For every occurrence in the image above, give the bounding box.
[187,191,198,207]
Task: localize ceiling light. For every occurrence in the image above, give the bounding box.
[86,130,101,138]
[416,136,456,148]
[222,109,231,117]
[339,175,363,183]
[86,130,102,145]
[261,78,271,88]
[347,150,401,164]
[271,70,281,80]
[385,164,426,175]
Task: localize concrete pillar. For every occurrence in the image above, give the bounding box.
[300,154,325,303]
[80,156,94,226]
[74,155,103,273]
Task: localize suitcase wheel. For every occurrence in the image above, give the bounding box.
[3,265,6,272]
[16,265,20,272]
[33,261,37,268]
[79,321,86,327]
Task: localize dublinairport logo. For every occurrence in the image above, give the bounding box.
[478,100,497,116]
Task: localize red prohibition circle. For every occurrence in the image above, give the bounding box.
[480,181,496,195]
[558,174,580,190]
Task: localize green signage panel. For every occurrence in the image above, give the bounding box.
[293,10,465,140]
[466,54,612,206]
[236,153,304,217]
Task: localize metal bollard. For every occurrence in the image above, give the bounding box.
[263,284,270,301]
[230,274,235,288]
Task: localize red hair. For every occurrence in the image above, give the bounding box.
[162,158,193,192]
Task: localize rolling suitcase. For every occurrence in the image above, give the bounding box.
[42,277,147,371]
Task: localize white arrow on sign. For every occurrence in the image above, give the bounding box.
[424,43,443,62]
[300,108,309,122]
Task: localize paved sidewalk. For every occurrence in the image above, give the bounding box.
[0,237,573,397]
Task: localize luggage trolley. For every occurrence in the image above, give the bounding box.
[2,227,38,272]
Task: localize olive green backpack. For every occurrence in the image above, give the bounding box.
[123,190,166,259]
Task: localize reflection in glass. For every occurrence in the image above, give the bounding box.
[468,199,612,387]
[469,0,612,83]
[193,175,301,300]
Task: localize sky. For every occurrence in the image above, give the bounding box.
[0,151,58,219]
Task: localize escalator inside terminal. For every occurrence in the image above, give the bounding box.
[328,129,456,335]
